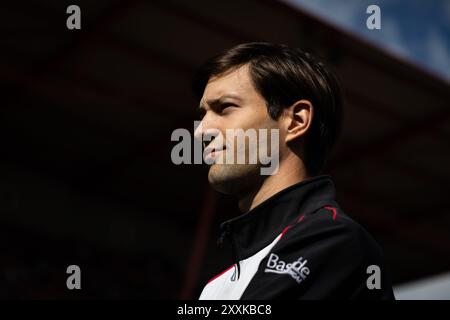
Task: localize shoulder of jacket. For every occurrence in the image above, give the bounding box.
[276,206,383,256]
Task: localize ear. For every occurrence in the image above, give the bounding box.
[284,99,313,144]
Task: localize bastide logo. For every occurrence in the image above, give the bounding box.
[264,253,310,284]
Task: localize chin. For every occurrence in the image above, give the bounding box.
[208,163,262,195]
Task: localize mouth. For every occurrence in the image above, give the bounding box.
[204,145,225,162]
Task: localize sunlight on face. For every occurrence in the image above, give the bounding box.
[197,65,281,195]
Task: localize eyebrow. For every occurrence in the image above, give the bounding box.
[198,94,242,112]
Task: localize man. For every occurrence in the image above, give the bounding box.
[193,42,395,299]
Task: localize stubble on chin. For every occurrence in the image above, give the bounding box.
[207,162,262,195]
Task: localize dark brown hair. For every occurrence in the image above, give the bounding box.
[192,42,343,175]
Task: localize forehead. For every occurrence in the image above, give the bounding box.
[202,65,256,101]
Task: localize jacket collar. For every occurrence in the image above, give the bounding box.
[219,175,338,262]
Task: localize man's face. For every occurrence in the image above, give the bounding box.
[195,65,282,195]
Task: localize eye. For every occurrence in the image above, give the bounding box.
[220,103,236,113]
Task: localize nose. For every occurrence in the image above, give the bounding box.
[194,119,205,142]
[194,118,221,147]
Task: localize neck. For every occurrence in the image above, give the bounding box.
[237,155,309,212]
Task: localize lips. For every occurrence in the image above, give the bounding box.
[204,145,225,162]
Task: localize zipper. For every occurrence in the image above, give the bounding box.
[218,222,241,280]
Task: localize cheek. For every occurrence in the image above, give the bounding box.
[233,107,271,129]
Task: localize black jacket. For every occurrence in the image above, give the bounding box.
[199,175,395,300]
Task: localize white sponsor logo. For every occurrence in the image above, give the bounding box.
[264,253,310,284]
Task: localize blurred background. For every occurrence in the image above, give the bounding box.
[1,0,449,299]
